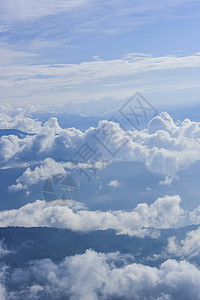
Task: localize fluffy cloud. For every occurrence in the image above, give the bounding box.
[8,158,106,193]
[108,180,120,187]
[2,112,200,177]
[0,117,61,163]
[167,227,200,259]
[159,175,179,186]
[8,158,67,192]
[4,250,200,300]
[0,195,198,237]
[0,105,42,133]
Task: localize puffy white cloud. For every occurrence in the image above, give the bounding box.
[159,175,179,186]
[0,106,42,133]
[8,158,67,192]
[5,250,200,300]
[8,158,106,194]
[108,180,120,187]
[0,195,196,237]
[0,117,62,164]
[167,227,200,258]
[8,182,28,192]
[2,112,200,177]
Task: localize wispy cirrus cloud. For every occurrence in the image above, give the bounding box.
[74,0,200,35]
[1,0,197,24]
[0,51,200,105]
[0,0,200,106]
[0,0,89,22]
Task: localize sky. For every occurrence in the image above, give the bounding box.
[0,0,200,108]
[2,3,200,297]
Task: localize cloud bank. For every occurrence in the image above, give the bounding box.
[0,195,200,238]
[2,112,200,177]
[3,250,200,300]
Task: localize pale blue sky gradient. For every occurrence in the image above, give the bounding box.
[0,0,200,108]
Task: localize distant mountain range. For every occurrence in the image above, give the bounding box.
[0,226,197,268]
[31,112,102,131]
[37,96,200,126]
[48,97,127,117]
[0,129,34,138]
[60,100,200,122]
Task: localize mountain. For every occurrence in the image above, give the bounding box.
[31,112,102,130]
[0,129,34,138]
[0,226,196,268]
[61,97,126,117]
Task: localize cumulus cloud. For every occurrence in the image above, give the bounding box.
[0,106,42,133]
[167,226,200,259]
[8,157,107,193]
[8,182,28,193]
[159,175,179,186]
[0,117,62,164]
[0,195,198,237]
[8,158,67,192]
[108,180,120,187]
[3,250,200,300]
[2,112,200,177]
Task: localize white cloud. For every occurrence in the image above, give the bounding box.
[0,0,89,22]
[1,51,200,106]
[8,182,28,192]
[0,105,42,133]
[167,226,200,258]
[159,175,179,186]
[108,179,120,187]
[0,242,10,300]
[0,195,198,237]
[5,250,200,300]
[0,42,36,66]
[1,0,200,106]
[0,0,194,28]
[2,112,200,178]
[8,158,67,192]
[0,240,11,258]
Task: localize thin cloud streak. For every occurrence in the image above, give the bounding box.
[0,51,200,105]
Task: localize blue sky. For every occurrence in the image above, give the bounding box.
[0,0,200,108]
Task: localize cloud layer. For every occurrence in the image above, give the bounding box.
[2,250,200,300]
[0,195,199,238]
[2,112,200,177]
[1,51,200,106]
